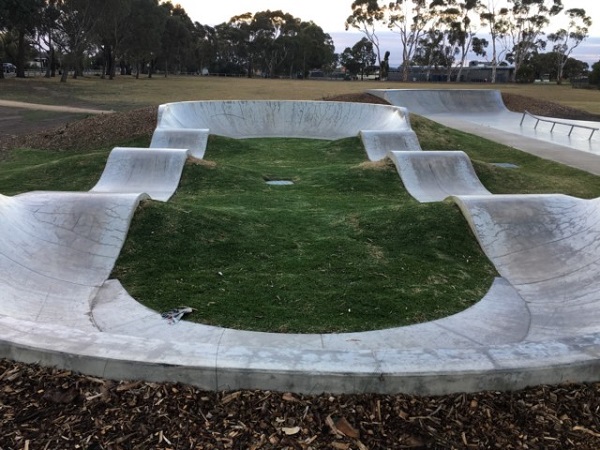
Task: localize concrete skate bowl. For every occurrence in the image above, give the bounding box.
[368,88,600,156]
[2,99,600,395]
[153,100,421,161]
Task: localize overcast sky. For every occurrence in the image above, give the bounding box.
[173,0,600,65]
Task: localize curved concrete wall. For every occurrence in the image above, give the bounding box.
[368,89,508,116]
[390,151,491,202]
[0,192,146,329]
[156,100,413,140]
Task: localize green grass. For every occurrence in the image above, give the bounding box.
[2,118,600,333]
[110,136,497,333]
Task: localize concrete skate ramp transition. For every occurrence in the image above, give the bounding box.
[389,151,490,202]
[0,191,146,330]
[454,194,600,341]
[156,100,412,139]
[2,100,600,395]
[370,88,508,116]
[91,147,188,201]
[150,128,209,160]
[368,89,600,159]
[156,100,417,161]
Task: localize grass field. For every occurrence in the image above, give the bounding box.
[3,75,600,114]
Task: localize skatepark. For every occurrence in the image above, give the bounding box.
[2,91,600,395]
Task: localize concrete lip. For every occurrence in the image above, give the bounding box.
[2,99,600,394]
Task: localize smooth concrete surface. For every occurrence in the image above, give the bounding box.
[0,191,146,330]
[389,151,490,202]
[90,147,188,201]
[155,100,417,161]
[368,89,600,173]
[454,194,600,341]
[360,130,422,161]
[2,99,600,395]
[150,128,209,159]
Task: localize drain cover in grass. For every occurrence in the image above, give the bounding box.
[491,163,519,169]
[265,180,295,185]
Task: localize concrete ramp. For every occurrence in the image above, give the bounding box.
[390,151,490,202]
[3,99,600,396]
[368,89,507,116]
[360,130,421,161]
[156,100,412,140]
[454,194,600,340]
[0,191,146,329]
[150,128,209,159]
[368,88,600,161]
[90,147,188,201]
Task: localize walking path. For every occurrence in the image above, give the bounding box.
[0,99,114,115]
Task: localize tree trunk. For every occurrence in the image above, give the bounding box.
[0,57,4,80]
[60,68,68,83]
[16,30,27,78]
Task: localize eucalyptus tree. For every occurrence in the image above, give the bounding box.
[412,28,447,81]
[192,23,217,75]
[123,0,166,78]
[227,12,257,76]
[505,0,563,82]
[479,0,510,83]
[387,0,435,81]
[251,10,300,77]
[295,21,335,78]
[547,8,591,84]
[0,0,44,77]
[434,0,485,82]
[52,0,97,81]
[342,37,376,79]
[210,21,249,75]
[39,0,61,78]
[346,0,385,78]
[160,2,195,75]
[93,0,132,79]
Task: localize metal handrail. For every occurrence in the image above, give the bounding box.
[520,110,598,140]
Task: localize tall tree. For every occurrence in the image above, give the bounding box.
[0,0,44,78]
[123,0,166,78]
[387,0,435,81]
[342,37,375,79]
[479,0,510,83]
[346,0,385,78]
[505,0,563,82]
[53,0,96,82]
[547,8,591,84]
[435,0,485,82]
[160,2,194,75]
[93,0,132,79]
[295,21,335,78]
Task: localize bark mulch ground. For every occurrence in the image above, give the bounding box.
[1,359,600,449]
[1,93,600,449]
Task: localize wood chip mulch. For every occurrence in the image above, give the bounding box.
[1,359,600,449]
